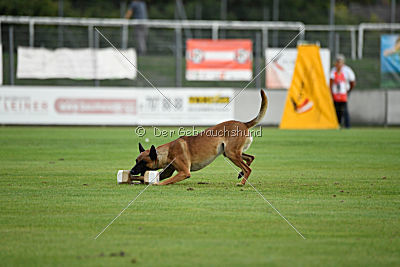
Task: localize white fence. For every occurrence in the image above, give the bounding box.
[1,16,397,57]
[1,16,399,88]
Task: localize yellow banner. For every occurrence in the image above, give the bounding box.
[279,45,339,129]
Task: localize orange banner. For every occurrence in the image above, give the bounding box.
[280,45,339,129]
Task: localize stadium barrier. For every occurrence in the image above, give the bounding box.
[0,86,398,126]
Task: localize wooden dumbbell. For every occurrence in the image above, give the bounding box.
[117,170,159,184]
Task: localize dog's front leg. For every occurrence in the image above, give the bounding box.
[158,143,191,185]
[158,170,191,185]
[159,165,175,181]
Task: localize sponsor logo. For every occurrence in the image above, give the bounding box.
[290,80,313,114]
[235,49,251,64]
[291,98,314,114]
[55,98,136,114]
[0,96,48,113]
[186,49,251,64]
[186,48,204,64]
[189,95,230,104]
[186,39,253,81]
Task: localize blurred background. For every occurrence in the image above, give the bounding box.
[0,0,399,126]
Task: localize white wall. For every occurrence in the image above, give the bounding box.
[388,91,400,125]
[348,90,386,125]
[233,89,286,125]
[0,86,399,126]
[236,89,399,126]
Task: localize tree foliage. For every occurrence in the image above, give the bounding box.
[0,0,389,24]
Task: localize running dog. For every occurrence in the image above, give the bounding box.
[130,89,267,186]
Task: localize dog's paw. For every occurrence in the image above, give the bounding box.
[237,171,244,179]
[236,182,244,187]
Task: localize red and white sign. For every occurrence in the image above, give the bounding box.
[186,39,252,81]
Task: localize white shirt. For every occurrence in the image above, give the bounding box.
[330,65,356,91]
[330,65,355,102]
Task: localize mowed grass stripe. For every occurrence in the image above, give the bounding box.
[0,127,399,266]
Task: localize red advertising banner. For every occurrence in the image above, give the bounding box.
[186,39,252,81]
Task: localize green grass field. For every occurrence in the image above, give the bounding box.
[1,127,399,266]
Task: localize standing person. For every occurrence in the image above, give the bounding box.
[329,54,356,128]
[125,0,148,55]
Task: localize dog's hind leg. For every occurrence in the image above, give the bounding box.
[238,153,255,179]
[242,153,255,166]
[226,151,252,186]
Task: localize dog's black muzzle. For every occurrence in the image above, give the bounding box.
[130,161,147,176]
[130,167,145,176]
[130,168,139,176]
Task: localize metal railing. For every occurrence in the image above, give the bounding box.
[358,23,400,59]
[1,16,400,88]
[0,16,305,48]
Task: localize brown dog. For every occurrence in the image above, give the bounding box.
[130,90,267,185]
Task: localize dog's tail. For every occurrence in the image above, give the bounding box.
[244,90,268,128]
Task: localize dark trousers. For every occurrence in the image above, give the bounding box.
[134,25,148,55]
[334,101,350,128]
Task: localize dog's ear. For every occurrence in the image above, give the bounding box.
[149,145,157,161]
[139,143,145,153]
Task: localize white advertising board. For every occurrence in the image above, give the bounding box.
[16,47,137,80]
[265,48,330,89]
[0,87,234,125]
[0,45,2,85]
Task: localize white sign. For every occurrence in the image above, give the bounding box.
[0,87,234,125]
[16,47,137,80]
[266,48,330,89]
[0,45,2,85]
